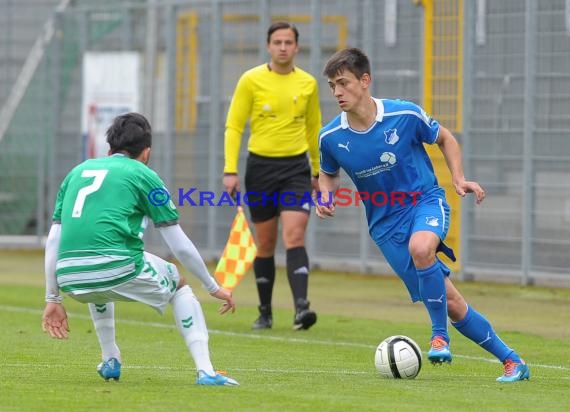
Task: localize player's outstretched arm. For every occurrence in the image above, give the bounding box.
[436,126,485,204]
[159,225,236,314]
[158,225,219,292]
[158,225,237,313]
[43,223,68,338]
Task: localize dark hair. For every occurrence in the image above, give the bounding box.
[267,21,299,44]
[106,112,152,158]
[323,47,371,80]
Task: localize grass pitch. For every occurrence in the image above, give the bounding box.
[1,250,569,412]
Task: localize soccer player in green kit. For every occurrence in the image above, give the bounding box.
[42,112,238,386]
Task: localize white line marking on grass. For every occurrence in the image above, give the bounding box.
[2,363,369,375]
[124,366,370,375]
[2,304,568,371]
[5,362,569,380]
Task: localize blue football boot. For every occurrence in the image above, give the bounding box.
[196,370,239,386]
[427,336,452,364]
[97,358,121,381]
[496,359,530,382]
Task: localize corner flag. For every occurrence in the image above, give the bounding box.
[214,206,257,290]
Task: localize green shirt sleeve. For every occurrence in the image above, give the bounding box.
[52,173,72,223]
[138,167,179,227]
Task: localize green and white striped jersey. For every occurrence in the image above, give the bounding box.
[52,154,178,293]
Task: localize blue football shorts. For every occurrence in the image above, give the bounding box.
[374,193,453,302]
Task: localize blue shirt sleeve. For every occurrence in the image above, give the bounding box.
[319,132,340,174]
[413,103,440,145]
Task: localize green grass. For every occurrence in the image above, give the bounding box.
[1,250,569,411]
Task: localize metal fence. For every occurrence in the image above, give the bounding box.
[1,0,569,287]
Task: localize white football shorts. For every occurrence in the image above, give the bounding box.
[67,252,182,314]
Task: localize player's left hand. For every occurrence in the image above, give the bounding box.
[454,180,485,204]
[210,287,236,314]
[42,302,69,339]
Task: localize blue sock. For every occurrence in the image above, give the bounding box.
[417,261,449,342]
[452,305,520,363]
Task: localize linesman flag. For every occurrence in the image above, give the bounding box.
[214,206,257,290]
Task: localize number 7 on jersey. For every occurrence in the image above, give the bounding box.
[72,169,108,218]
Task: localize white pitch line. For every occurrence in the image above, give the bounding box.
[2,304,568,371]
[0,363,370,375]
[3,363,569,380]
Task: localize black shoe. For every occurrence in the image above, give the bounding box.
[252,304,273,330]
[293,299,317,330]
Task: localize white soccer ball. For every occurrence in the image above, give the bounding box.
[374,335,422,379]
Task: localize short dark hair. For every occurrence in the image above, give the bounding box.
[106,112,152,158]
[323,47,371,80]
[267,21,299,44]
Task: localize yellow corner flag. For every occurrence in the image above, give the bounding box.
[214,206,257,290]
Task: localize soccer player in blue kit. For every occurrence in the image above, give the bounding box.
[316,48,529,382]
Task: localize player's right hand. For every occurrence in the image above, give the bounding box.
[210,287,236,315]
[315,191,336,218]
[42,302,69,339]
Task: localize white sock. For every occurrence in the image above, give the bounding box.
[170,285,215,375]
[88,302,121,362]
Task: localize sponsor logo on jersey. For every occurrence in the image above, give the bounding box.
[353,152,397,179]
[337,141,351,152]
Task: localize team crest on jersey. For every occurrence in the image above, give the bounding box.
[426,216,439,227]
[384,129,400,145]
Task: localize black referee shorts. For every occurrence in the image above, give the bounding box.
[244,152,312,223]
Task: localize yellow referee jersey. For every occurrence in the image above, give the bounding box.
[223,64,322,175]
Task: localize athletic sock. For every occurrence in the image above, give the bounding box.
[170,285,215,375]
[88,302,121,362]
[254,256,275,306]
[452,305,520,362]
[286,246,310,305]
[417,261,449,342]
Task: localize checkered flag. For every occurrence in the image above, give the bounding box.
[214,207,257,290]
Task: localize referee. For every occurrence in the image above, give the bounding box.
[223,22,322,330]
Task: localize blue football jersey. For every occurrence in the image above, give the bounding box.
[319,98,442,238]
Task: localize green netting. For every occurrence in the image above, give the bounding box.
[0,47,51,234]
[0,5,124,235]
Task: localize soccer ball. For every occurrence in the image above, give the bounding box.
[374,335,422,379]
